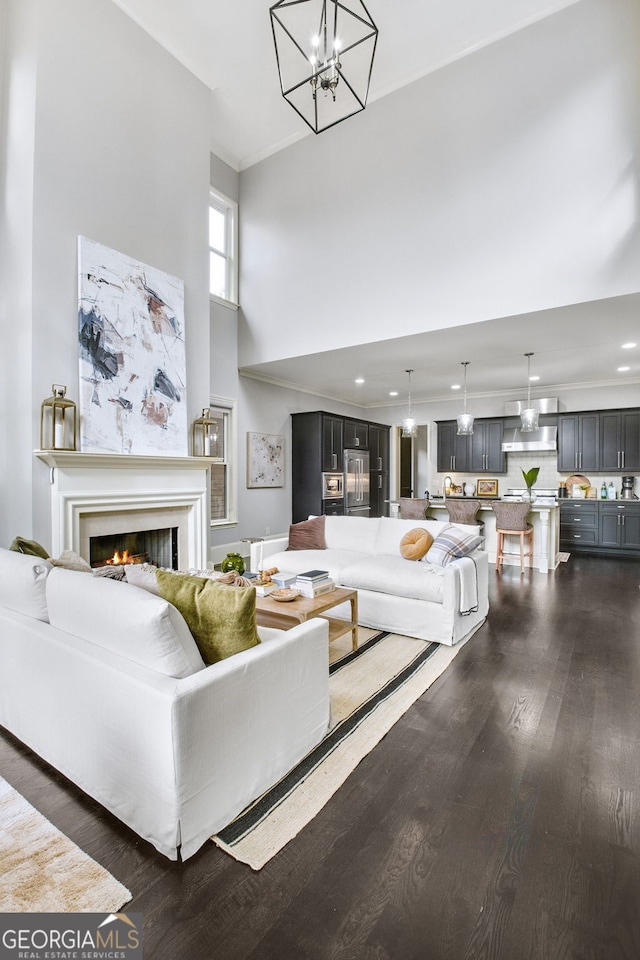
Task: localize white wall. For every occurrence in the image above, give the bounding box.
[0,0,211,549]
[0,0,38,543]
[238,0,640,368]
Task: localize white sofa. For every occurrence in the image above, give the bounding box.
[0,547,330,861]
[252,516,489,647]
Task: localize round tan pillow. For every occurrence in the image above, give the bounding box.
[400,527,434,561]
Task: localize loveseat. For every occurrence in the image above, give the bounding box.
[0,547,330,861]
[252,515,489,647]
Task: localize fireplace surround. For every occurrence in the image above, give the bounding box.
[36,452,210,570]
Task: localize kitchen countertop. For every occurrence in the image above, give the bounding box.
[560,497,639,503]
[428,499,558,511]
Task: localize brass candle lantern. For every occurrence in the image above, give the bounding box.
[40,384,77,451]
[192,408,219,457]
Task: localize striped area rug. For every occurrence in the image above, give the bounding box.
[212,628,465,870]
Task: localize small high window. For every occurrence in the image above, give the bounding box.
[209,189,238,307]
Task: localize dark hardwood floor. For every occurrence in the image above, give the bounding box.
[2,554,640,959]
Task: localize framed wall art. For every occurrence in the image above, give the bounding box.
[477,479,498,497]
[77,236,188,456]
[247,433,284,488]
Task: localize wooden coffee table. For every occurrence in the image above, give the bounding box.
[255,586,359,650]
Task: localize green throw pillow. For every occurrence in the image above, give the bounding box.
[10,537,50,559]
[156,570,260,665]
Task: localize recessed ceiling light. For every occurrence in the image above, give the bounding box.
[529,375,540,382]
[355,378,364,384]
[451,384,461,390]
[622,342,636,349]
[389,390,398,397]
[618,366,630,372]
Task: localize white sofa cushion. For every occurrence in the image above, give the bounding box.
[373,517,452,557]
[339,555,445,603]
[46,568,205,678]
[324,515,380,553]
[266,548,367,582]
[0,547,52,622]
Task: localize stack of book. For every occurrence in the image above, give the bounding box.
[295,570,335,598]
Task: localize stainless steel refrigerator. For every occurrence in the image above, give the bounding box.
[344,449,371,517]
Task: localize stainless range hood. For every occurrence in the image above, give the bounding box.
[501,425,557,452]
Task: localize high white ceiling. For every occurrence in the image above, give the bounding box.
[111,0,583,171]
[110,0,638,410]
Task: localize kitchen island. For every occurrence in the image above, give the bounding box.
[426,499,560,573]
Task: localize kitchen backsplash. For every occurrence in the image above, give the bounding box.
[435,451,635,498]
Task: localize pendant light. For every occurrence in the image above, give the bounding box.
[520,352,539,432]
[401,369,417,438]
[456,361,474,435]
[269,0,378,135]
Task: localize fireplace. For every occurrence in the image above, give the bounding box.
[90,527,179,569]
[37,452,210,570]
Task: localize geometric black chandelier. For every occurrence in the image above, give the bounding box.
[269,0,378,135]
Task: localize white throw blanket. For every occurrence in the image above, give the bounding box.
[457,556,479,615]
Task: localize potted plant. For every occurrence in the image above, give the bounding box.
[521,466,539,502]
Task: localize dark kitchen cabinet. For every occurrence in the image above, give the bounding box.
[292,412,340,522]
[369,425,389,473]
[369,424,390,517]
[557,413,599,473]
[437,419,505,474]
[559,500,599,549]
[322,415,343,472]
[560,499,640,556]
[436,422,470,473]
[344,419,368,449]
[469,420,505,474]
[292,412,389,522]
[599,502,640,551]
[599,410,640,472]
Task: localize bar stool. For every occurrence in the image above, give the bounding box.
[445,499,481,525]
[491,501,533,574]
[398,498,429,519]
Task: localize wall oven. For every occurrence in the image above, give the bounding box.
[322,472,344,499]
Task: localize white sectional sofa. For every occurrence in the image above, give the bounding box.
[0,547,330,861]
[252,515,489,647]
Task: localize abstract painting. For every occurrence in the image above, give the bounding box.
[247,433,284,488]
[78,236,187,455]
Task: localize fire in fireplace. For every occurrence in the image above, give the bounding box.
[90,528,179,570]
[105,550,143,566]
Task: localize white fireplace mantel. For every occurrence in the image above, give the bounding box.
[35,451,212,569]
[36,451,214,472]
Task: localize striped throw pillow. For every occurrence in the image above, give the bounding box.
[426,524,483,568]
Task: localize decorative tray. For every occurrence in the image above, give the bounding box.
[270,588,301,602]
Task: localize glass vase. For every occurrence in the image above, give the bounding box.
[220,552,246,575]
